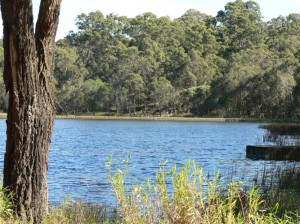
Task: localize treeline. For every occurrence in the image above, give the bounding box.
[1,0,300,118]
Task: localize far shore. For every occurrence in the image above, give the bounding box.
[0,113,260,122]
[55,114,255,122]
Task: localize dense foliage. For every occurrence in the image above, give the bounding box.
[1,0,300,118]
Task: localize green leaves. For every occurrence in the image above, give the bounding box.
[48,2,300,118]
[217,0,265,55]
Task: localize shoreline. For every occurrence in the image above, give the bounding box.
[0,113,253,122]
[55,115,257,122]
[1,113,297,123]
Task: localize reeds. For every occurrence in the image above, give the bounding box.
[107,158,298,223]
[255,163,300,218]
[260,124,300,146]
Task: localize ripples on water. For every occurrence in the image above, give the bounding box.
[0,119,293,205]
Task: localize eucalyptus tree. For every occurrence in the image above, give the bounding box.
[81,78,111,112]
[127,13,169,84]
[50,2,300,118]
[266,13,300,116]
[105,43,142,113]
[54,41,89,113]
[0,0,62,222]
[67,11,130,81]
[177,49,217,88]
[236,67,296,117]
[178,9,209,53]
[267,14,300,59]
[217,0,265,56]
[152,77,178,115]
[123,73,145,114]
[127,12,162,49]
[214,45,297,117]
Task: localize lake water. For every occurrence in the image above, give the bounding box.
[0,119,293,205]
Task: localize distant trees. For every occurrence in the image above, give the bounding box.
[0,0,299,119]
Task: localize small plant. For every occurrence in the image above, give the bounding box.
[107,157,299,223]
[0,186,23,224]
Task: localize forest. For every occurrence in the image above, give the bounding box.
[0,0,299,119]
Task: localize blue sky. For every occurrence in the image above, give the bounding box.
[14,0,300,39]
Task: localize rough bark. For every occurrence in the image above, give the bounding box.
[0,0,61,222]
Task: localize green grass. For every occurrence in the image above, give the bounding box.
[0,186,22,224]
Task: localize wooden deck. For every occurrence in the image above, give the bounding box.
[246,145,300,161]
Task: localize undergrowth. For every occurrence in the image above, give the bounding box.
[256,164,300,218]
[106,157,299,224]
[44,198,118,223]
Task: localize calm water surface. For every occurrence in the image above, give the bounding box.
[0,119,292,205]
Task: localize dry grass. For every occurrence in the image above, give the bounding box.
[44,198,118,224]
[0,112,261,122]
[55,114,249,122]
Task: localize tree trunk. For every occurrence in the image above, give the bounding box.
[0,0,61,223]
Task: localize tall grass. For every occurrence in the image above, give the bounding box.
[0,186,22,224]
[44,198,118,223]
[255,163,300,217]
[260,124,300,146]
[107,157,298,223]
[0,189,118,224]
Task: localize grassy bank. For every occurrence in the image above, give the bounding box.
[0,113,246,122]
[2,112,299,123]
[55,114,252,122]
[0,112,254,122]
[54,115,300,123]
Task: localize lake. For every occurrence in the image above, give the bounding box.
[0,119,293,205]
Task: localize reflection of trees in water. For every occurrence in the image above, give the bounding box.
[260,124,300,146]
